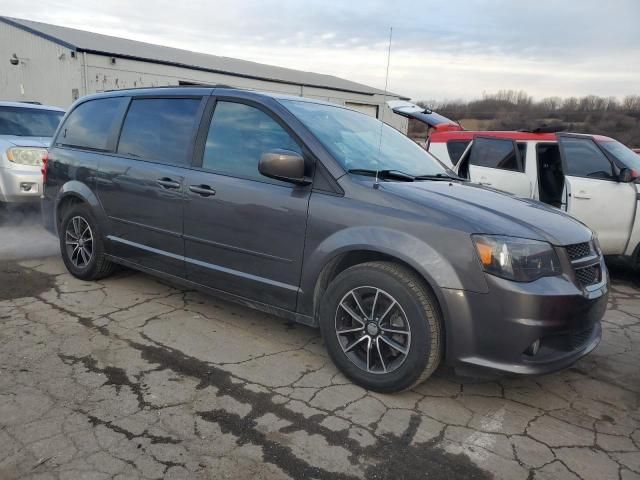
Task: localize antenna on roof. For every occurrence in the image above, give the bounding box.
[375,26,393,188]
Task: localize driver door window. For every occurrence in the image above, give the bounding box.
[561,137,615,180]
[202,101,301,183]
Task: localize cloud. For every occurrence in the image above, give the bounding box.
[2,0,638,100]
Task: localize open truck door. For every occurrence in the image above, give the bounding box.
[455,136,532,198]
[557,134,636,253]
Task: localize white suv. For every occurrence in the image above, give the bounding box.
[0,101,64,205]
[430,130,640,262]
[389,101,640,263]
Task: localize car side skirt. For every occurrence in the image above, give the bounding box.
[104,254,316,327]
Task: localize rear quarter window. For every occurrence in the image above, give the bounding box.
[446,140,470,166]
[57,97,128,151]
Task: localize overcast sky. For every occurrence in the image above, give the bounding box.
[2,0,639,101]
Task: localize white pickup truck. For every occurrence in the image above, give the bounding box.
[389,101,640,264]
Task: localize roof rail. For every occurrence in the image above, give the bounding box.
[16,101,42,105]
[105,83,240,92]
[519,124,567,134]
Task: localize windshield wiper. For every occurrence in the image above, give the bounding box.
[347,169,415,181]
[414,173,465,181]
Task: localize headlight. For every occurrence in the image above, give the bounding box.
[6,147,47,166]
[472,235,561,282]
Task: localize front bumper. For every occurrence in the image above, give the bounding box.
[441,256,608,375]
[0,166,42,204]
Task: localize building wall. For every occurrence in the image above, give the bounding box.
[0,21,83,107]
[83,54,408,132]
[0,20,408,132]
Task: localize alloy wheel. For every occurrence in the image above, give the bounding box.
[65,216,94,268]
[334,286,411,374]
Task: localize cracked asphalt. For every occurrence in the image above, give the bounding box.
[0,216,639,479]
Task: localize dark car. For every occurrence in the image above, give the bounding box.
[42,87,608,392]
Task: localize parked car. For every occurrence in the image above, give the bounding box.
[42,87,607,392]
[0,101,65,205]
[389,102,640,265]
[633,148,640,155]
[432,130,640,263]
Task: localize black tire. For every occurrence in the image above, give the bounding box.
[59,203,115,280]
[319,261,442,393]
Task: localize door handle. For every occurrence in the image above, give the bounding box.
[189,184,216,197]
[157,178,181,189]
[573,190,591,199]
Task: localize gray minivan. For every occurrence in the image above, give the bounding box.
[42,87,608,392]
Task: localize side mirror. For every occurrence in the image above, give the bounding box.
[618,167,634,183]
[259,149,309,185]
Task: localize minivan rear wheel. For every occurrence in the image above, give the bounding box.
[319,261,442,393]
[59,204,115,280]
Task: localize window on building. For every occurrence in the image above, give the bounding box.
[201,101,301,182]
[117,98,201,165]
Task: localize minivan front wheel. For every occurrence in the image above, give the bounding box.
[319,261,442,393]
[59,204,115,280]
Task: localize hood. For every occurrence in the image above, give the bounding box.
[379,180,592,246]
[1,135,52,148]
[387,100,462,132]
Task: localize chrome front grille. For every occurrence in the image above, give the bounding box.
[574,265,600,287]
[564,241,601,288]
[565,242,592,261]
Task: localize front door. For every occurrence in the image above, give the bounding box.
[558,134,636,253]
[97,96,204,276]
[183,99,311,311]
[457,136,532,197]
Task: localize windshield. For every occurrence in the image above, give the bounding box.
[598,140,640,172]
[281,100,450,178]
[0,107,64,137]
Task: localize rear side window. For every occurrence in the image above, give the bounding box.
[117,98,201,165]
[561,137,615,180]
[201,101,301,182]
[469,137,523,172]
[446,140,470,166]
[58,97,128,150]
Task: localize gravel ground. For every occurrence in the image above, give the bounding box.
[0,211,638,480]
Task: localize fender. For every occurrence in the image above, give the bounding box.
[298,226,489,318]
[55,180,109,232]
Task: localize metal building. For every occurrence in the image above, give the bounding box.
[0,16,409,131]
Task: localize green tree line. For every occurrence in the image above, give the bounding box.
[417,90,640,147]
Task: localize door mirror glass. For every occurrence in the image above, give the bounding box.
[618,167,634,183]
[259,149,309,185]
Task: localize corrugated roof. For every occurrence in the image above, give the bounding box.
[1,16,407,98]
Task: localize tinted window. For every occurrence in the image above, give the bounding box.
[0,107,64,137]
[469,137,523,172]
[58,97,127,150]
[202,101,301,181]
[517,142,527,165]
[599,140,640,172]
[118,98,201,165]
[562,137,615,180]
[446,140,470,166]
